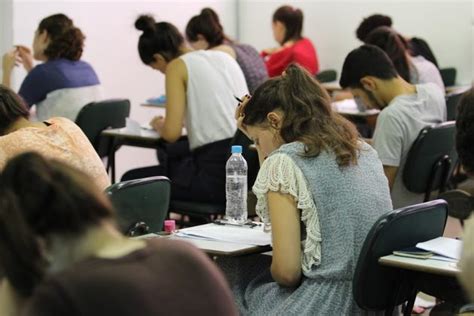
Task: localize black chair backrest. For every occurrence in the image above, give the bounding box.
[230,130,259,188]
[75,99,130,157]
[403,122,456,198]
[446,92,464,121]
[105,176,171,234]
[316,69,337,83]
[439,189,474,221]
[439,67,457,87]
[353,200,448,312]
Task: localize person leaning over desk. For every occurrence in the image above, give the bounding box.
[121,15,248,205]
[0,152,237,316]
[217,64,392,315]
[185,7,268,93]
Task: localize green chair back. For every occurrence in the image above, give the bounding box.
[315,69,337,83]
[75,99,130,158]
[105,176,171,234]
[440,67,457,87]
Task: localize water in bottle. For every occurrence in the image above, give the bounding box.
[225,145,248,224]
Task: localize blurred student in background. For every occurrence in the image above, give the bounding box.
[123,15,248,206]
[356,13,439,69]
[186,7,267,93]
[365,26,444,92]
[261,5,319,77]
[1,14,102,121]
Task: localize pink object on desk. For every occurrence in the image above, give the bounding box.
[164,220,176,233]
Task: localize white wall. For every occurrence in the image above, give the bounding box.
[239,0,473,85]
[0,0,14,78]
[9,0,237,179]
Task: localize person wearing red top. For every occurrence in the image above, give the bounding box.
[261,5,319,77]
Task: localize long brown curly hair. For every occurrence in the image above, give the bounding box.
[39,14,85,61]
[242,64,361,167]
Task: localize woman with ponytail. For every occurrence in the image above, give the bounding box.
[261,5,319,77]
[0,152,237,316]
[1,14,102,121]
[218,64,392,315]
[124,15,248,205]
[185,7,268,93]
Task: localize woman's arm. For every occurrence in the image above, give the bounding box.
[151,58,187,143]
[268,191,302,287]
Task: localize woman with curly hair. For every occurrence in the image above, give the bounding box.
[1,14,102,121]
[219,64,392,315]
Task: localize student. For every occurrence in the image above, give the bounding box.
[0,85,109,190]
[218,64,392,315]
[0,152,238,316]
[2,14,102,121]
[365,26,444,92]
[261,5,319,77]
[356,13,439,68]
[123,15,248,204]
[456,88,474,301]
[185,7,268,93]
[339,45,446,209]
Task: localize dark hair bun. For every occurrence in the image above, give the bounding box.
[200,8,219,22]
[135,15,156,33]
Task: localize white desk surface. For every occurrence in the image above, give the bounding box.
[379,254,460,277]
[102,127,160,140]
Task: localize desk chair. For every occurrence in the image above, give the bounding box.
[403,122,457,202]
[105,176,170,236]
[446,92,464,121]
[315,69,337,83]
[440,68,457,87]
[353,200,448,316]
[438,189,474,226]
[75,99,131,180]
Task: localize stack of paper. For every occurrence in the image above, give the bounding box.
[416,237,462,262]
[176,224,271,246]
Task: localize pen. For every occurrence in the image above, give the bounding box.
[234,95,243,103]
[214,219,262,228]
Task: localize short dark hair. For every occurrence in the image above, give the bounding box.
[0,85,30,135]
[135,15,184,64]
[365,26,410,82]
[185,8,230,48]
[38,13,85,61]
[0,152,114,297]
[356,14,393,42]
[456,88,474,174]
[339,45,398,89]
[273,5,303,44]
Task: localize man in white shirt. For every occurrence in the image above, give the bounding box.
[339,45,446,209]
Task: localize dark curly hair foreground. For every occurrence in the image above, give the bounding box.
[242,64,360,167]
[38,14,85,61]
[456,87,474,174]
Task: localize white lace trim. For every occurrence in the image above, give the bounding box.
[252,153,322,274]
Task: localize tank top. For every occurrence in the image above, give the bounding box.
[179,50,248,150]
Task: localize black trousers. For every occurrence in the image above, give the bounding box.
[122,137,231,204]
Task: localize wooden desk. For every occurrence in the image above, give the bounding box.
[141,103,166,109]
[379,255,459,277]
[321,81,343,93]
[101,127,161,183]
[445,85,470,95]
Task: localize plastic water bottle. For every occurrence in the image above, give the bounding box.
[225,145,248,224]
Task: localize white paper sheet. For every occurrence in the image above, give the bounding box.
[176,223,271,246]
[416,237,463,260]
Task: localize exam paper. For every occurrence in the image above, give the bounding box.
[176,224,271,246]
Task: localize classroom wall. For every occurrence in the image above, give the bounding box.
[239,0,473,85]
[7,0,237,179]
[0,0,14,76]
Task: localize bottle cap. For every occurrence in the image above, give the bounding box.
[231,145,243,154]
[164,220,176,233]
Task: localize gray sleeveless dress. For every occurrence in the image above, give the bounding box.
[218,141,392,315]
